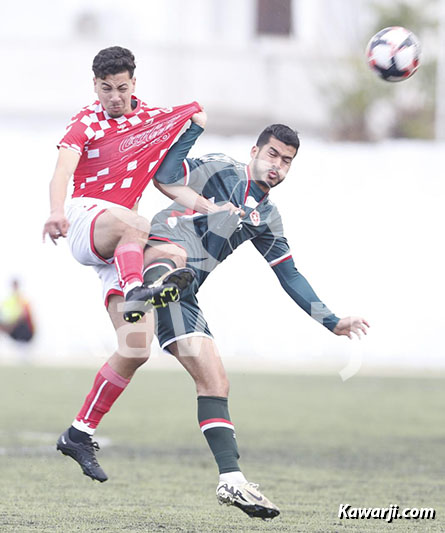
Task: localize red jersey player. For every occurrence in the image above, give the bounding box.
[42,47,217,482]
[42,46,208,322]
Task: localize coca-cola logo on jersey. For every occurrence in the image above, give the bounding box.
[118,118,178,153]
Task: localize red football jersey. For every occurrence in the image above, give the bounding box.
[58,98,200,209]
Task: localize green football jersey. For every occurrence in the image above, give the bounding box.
[151,124,339,331]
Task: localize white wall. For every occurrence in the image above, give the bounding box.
[2,1,442,375]
[0,0,376,134]
[1,124,444,374]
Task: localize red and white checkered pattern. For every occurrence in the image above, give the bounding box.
[59,98,200,209]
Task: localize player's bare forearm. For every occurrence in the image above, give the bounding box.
[155,183,213,214]
[49,148,80,212]
[155,181,245,216]
[43,179,71,243]
[49,173,70,214]
[43,148,80,243]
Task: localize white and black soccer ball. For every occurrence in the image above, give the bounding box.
[366,26,421,82]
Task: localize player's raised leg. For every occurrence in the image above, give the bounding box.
[142,240,195,309]
[56,294,153,481]
[56,243,194,482]
[166,336,280,520]
[93,208,182,322]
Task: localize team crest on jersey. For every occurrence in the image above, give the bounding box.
[250,209,260,226]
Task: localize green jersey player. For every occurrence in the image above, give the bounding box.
[144,122,369,519]
[150,124,340,338]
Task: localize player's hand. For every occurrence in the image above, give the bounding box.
[215,202,246,217]
[333,316,370,339]
[42,212,70,245]
[191,110,207,129]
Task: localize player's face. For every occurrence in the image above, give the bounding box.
[94,72,136,118]
[249,136,297,192]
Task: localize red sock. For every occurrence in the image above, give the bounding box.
[114,243,144,292]
[72,363,130,435]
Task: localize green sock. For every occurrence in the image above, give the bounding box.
[198,396,240,474]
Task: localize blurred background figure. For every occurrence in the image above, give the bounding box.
[0,279,35,362]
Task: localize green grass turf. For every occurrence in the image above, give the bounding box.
[0,365,444,532]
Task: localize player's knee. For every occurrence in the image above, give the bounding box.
[171,246,187,268]
[196,374,230,397]
[219,375,230,397]
[132,214,151,235]
[117,345,151,361]
[111,213,150,238]
[145,242,187,269]
[116,328,152,360]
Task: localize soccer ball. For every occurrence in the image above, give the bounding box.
[366,26,421,82]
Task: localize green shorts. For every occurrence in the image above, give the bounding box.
[154,280,213,351]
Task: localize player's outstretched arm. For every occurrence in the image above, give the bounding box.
[155,110,207,188]
[42,148,80,244]
[154,110,245,216]
[333,317,370,339]
[153,111,205,196]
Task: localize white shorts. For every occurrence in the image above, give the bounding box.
[66,197,125,306]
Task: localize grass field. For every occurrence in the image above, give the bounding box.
[0,365,444,533]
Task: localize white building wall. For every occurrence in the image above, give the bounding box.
[1,0,375,133]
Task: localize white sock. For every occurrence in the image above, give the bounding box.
[219,471,248,485]
[123,280,141,297]
[71,419,95,436]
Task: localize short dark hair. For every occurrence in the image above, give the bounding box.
[92,46,136,79]
[256,124,300,154]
